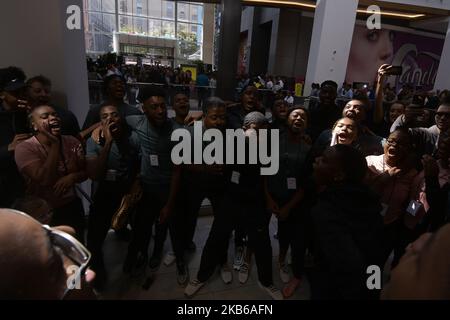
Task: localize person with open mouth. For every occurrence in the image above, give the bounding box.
[14,105,87,241]
[331,117,358,147]
[365,129,419,270]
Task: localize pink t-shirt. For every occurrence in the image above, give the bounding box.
[366,154,418,225]
[15,135,84,209]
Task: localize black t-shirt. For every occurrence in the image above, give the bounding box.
[307,101,342,142]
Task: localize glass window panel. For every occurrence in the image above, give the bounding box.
[189,4,202,23]
[177,22,188,39]
[119,0,133,14]
[88,12,103,32]
[87,0,101,11]
[119,15,133,33]
[162,1,175,20]
[103,33,114,52]
[134,17,148,34]
[148,19,162,37]
[135,0,148,16]
[162,21,175,39]
[102,13,116,32]
[177,2,189,22]
[148,0,162,18]
[94,33,105,52]
[85,32,95,52]
[102,0,115,13]
[193,24,202,43]
[178,41,201,60]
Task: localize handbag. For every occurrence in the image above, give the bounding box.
[111,179,143,230]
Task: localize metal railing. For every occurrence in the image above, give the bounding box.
[88,80,311,110]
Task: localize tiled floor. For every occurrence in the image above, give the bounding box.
[99,213,311,300]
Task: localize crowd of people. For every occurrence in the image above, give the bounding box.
[1,62,450,300]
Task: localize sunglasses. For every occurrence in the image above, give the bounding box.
[6,209,91,299]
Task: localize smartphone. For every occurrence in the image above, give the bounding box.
[386,66,403,76]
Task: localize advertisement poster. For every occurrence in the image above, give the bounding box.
[346,24,445,91]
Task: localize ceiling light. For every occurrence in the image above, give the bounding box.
[243,0,426,19]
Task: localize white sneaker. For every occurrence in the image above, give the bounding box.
[184,279,205,298]
[163,251,176,267]
[239,262,250,284]
[233,246,245,270]
[220,263,233,284]
[258,281,283,300]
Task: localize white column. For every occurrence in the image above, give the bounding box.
[304,0,358,96]
[60,0,90,125]
[434,20,450,92]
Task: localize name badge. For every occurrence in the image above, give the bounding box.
[407,200,423,217]
[380,203,389,217]
[287,177,297,190]
[231,171,240,184]
[105,169,117,182]
[150,155,159,167]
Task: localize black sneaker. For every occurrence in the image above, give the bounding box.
[176,263,189,287]
[149,254,162,272]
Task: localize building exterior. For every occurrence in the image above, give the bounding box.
[83,0,213,66]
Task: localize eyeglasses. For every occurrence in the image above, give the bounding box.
[386,139,403,147]
[6,209,91,299]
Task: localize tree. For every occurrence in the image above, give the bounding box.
[177,30,199,59]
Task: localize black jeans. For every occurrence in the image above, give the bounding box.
[277,207,309,279]
[51,197,85,242]
[87,181,127,270]
[170,181,224,265]
[128,186,169,258]
[197,87,208,112]
[197,192,273,286]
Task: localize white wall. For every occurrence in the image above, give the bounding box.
[0,0,90,124]
[304,0,359,95]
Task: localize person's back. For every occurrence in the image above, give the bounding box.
[310,145,383,299]
[311,182,383,299]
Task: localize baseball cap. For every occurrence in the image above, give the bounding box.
[3,78,26,92]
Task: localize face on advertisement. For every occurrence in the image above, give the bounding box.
[346,25,394,85]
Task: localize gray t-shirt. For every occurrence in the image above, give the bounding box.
[126,115,175,187]
[170,117,186,130]
[86,132,140,183]
[391,115,440,155]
